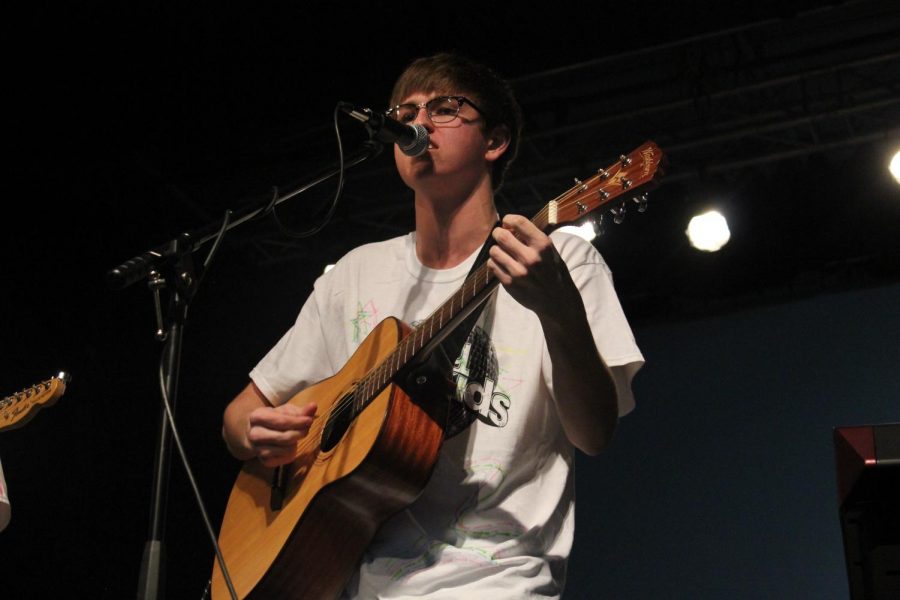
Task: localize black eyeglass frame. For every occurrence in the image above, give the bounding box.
[384,95,484,124]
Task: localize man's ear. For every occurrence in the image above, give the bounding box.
[485,125,511,159]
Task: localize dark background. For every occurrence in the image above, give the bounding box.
[2,1,898,598]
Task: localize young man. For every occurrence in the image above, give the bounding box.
[222,53,643,598]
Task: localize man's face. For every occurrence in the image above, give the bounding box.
[392,91,494,196]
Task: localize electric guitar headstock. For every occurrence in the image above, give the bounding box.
[1,372,71,432]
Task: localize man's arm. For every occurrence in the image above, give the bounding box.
[222,382,317,466]
[535,302,619,455]
[488,214,620,455]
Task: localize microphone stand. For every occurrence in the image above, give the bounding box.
[114,139,384,600]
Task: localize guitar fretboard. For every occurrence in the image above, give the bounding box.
[347,206,558,417]
[350,261,495,414]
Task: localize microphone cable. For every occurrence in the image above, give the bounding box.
[265,102,348,239]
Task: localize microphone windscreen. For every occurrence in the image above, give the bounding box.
[399,124,429,157]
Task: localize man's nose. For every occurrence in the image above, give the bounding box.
[412,108,434,131]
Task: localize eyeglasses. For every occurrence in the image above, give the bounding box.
[385,95,483,124]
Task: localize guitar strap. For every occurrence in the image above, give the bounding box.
[437,218,499,358]
[400,221,500,436]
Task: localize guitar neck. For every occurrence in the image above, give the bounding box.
[345,261,498,414]
[345,200,568,411]
[394,192,574,368]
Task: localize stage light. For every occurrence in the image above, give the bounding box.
[686,210,731,252]
[559,221,597,242]
[890,150,900,184]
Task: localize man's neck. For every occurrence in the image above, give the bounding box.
[413,175,497,269]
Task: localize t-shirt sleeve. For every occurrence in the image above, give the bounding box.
[0,457,10,532]
[250,279,338,406]
[542,232,644,416]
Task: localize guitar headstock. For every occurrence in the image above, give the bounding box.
[0,372,71,432]
[542,141,665,230]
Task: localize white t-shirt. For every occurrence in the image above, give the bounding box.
[251,231,643,599]
[0,457,10,532]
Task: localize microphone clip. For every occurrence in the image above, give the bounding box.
[338,101,429,157]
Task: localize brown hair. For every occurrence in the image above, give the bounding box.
[390,52,522,192]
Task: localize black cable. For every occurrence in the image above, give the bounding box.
[157,348,239,600]
[202,209,233,272]
[267,103,347,238]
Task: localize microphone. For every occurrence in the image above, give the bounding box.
[338,102,429,157]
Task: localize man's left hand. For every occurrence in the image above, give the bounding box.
[488,214,579,318]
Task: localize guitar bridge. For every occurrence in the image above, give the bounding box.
[270,466,286,511]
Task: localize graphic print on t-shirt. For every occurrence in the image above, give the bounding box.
[446,325,511,438]
[350,300,379,344]
[349,296,512,440]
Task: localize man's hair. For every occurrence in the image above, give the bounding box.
[389,52,523,192]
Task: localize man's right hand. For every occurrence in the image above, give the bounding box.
[246,402,318,467]
[222,382,318,466]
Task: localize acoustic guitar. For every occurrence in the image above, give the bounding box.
[212,141,665,599]
[1,372,71,432]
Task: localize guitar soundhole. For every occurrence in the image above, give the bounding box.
[320,392,355,452]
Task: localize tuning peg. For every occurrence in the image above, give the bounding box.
[574,178,588,191]
[594,213,606,237]
[597,167,610,179]
[619,154,632,167]
[620,177,632,190]
[632,193,649,213]
[610,204,627,224]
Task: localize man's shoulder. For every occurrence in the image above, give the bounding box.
[549,229,607,269]
[317,233,409,285]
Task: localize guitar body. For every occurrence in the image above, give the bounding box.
[212,317,449,599]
